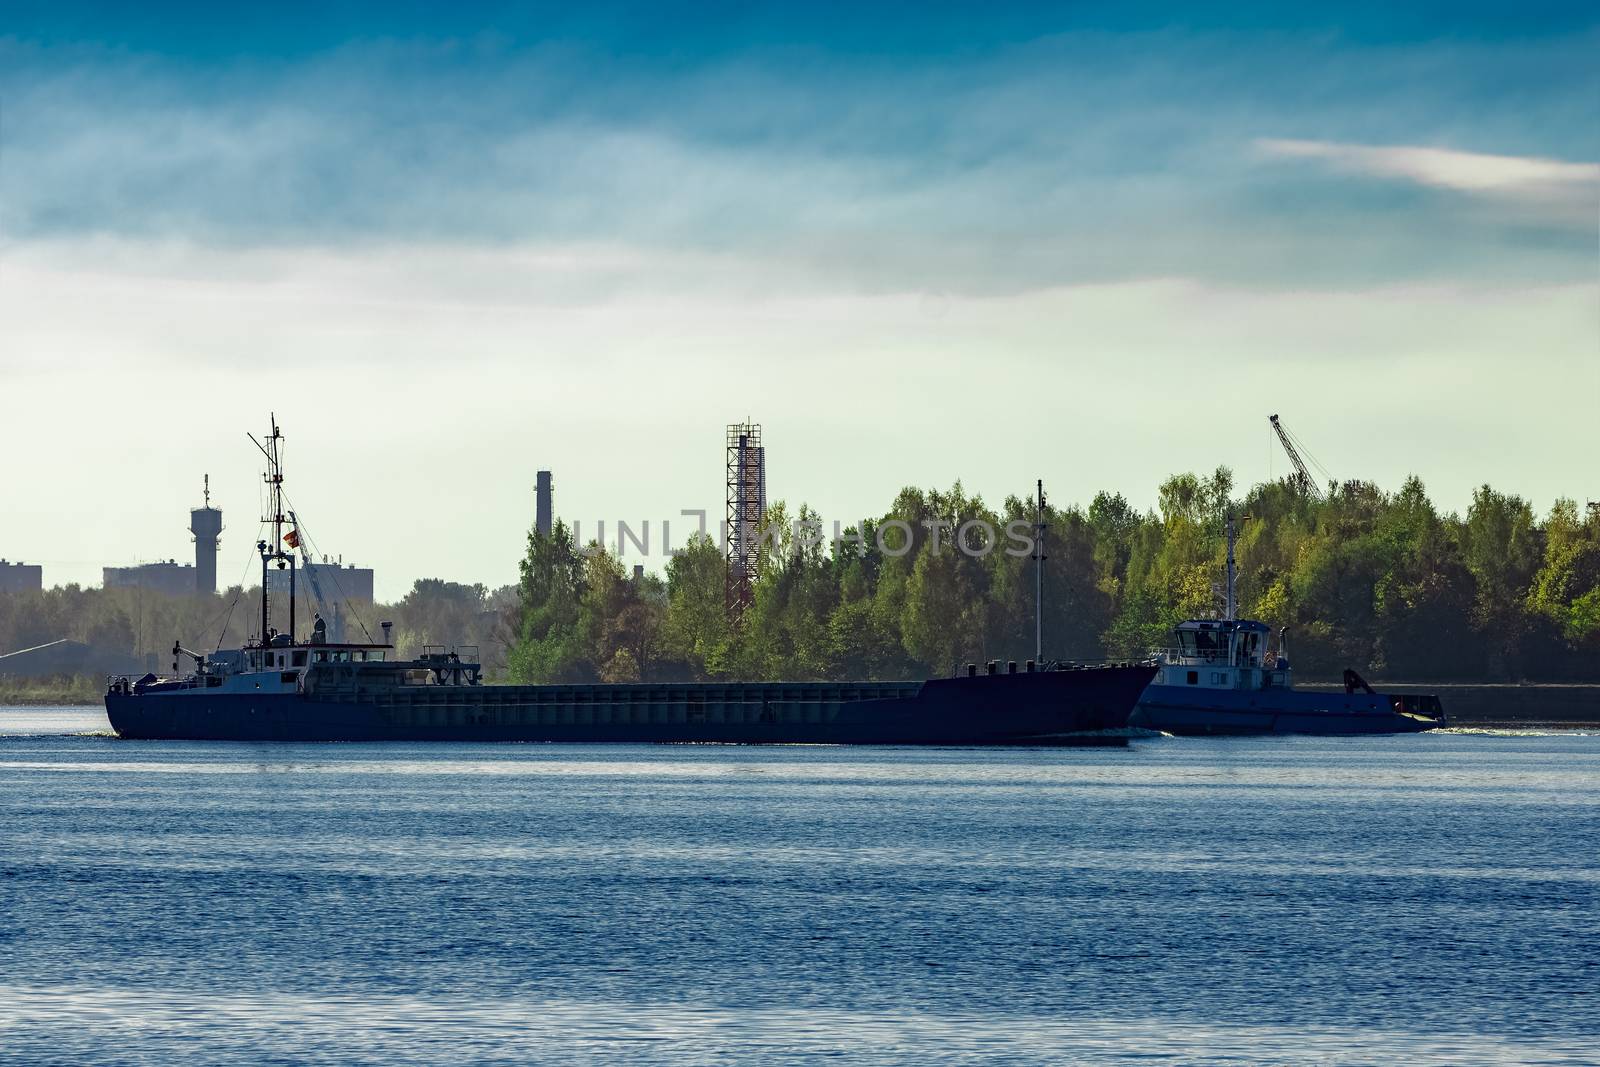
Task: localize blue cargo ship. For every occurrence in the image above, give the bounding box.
[106,650,1157,745]
[105,419,1155,745]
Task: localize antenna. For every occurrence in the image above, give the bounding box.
[1224,514,1237,622]
[1034,479,1047,663]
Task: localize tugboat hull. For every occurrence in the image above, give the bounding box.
[1131,686,1446,736]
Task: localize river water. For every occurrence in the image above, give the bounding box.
[1,706,1595,1064]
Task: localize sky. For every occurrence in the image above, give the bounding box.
[2,2,1596,600]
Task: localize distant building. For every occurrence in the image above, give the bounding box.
[264,561,378,643]
[0,559,44,594]
[103,560,197,598]
[100,483,222,598]
[266,561,376,605]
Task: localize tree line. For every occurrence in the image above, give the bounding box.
[4,470,1596,689]
[508,472,1600,684]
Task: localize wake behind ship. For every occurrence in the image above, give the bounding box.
[105,418,1155,746]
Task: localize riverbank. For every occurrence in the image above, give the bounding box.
[0,675,103,706]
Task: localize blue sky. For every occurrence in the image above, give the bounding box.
[7,2,1596,56]
[2,4,1596,596]
[3,6,1593,282]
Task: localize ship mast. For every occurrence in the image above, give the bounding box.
[249,415,296,647]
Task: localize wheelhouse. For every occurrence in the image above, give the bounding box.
[1155,619,1290,691]
[242,643,390,672]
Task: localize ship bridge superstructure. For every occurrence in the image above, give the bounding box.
[1154,618,1288,692]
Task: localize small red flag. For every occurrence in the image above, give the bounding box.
[284,529,302,549]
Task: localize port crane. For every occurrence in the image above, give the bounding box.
[287,509,340,640]
[1269,414,1326,500]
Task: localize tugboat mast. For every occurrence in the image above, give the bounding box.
[249,415,296,647]
[1034,479,1047,663]
[1224,514,1236,623]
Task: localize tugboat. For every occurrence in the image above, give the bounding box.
[1129,520,1447,736]
[105,418,1157,745]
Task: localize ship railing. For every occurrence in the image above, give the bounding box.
[1151,647,1228,663]
[1152,648,1262,667]
[107,674,210,695]
[421,644,481,663]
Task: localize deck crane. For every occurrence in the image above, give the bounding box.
[1269,414,1326,500]
[286,510,341,641]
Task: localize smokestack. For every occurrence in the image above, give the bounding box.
[633,564,645,582]
[535,470,553,539]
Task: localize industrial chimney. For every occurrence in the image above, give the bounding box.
[535,470,553,539]
[189,474,223,596]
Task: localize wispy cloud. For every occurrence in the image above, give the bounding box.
[1256,138,1598,221]
[4,27,1596,291]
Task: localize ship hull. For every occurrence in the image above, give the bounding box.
[1131,685,1445,736]
[106,666,1157,746]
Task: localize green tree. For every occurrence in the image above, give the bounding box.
[661,533,732,679]
[1462,486,1540,678]
[507,519,585,683]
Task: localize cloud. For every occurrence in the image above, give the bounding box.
[1256,138,1598,222]
[1,29,1595,295]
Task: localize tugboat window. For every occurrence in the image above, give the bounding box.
[1186,670,1198,685]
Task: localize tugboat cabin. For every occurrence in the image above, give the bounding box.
[1156,619,1290,691]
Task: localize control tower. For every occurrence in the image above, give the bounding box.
[189,475,223,595]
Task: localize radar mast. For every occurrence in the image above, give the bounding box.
[248,415,297,646]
